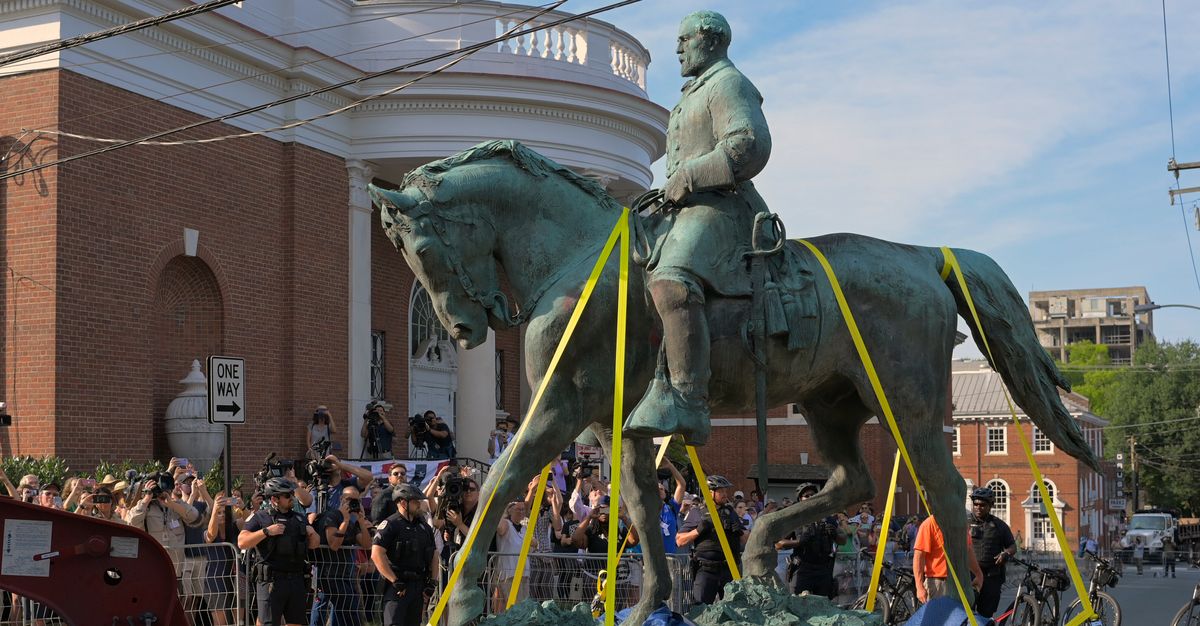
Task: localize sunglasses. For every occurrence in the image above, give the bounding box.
[390,471,406,477]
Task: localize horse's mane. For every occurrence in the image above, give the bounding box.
[401,140,622,211]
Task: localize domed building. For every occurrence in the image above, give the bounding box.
[0,0,667,476]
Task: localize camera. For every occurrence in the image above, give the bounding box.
[437,471,469,519]
[128,470,174,499]
[255,453,296,489]
[408,413,430,436]
[571,459,594,479]
[347,499,361,513]
[303,440,335,488]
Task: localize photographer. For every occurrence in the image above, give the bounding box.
[308,454,374,516]
[239,478,320,626]
[307,405,337,460]
[125,472,202,574]
[429,467,483,588]
[775,483,839,598]
[411,410,454,460]
[360,401,396,460]
[312,485,373,626]
[487,417,517,463]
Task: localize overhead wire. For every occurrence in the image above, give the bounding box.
[0,0,643,182]
[7,1,564,151]
[0,1,483,74]
[0,0,242,68]
[1161,0,1200,294]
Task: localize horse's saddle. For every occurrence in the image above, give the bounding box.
[635,207,818,352]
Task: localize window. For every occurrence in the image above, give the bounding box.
[370,331,385,400]
[986,479,1009,523]
[495,350,505,411]
[410,284,450,356]
[987,426,1007,454]
[1030,479,1057,504]
[1032,426,1053,453]
[952,427,961,455]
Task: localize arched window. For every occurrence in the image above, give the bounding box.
[986,479,1010,523]
[1030,479,1057,504]
[410,284,450,356]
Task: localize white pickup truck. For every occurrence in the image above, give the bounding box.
[1120,512,1200,562]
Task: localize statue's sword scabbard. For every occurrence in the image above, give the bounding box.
[746,212,786,495]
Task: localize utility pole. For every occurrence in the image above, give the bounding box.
[1128,435,1139,512]
[1168,160,1200,231]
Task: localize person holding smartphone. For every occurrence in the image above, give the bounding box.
[312,485,372,626]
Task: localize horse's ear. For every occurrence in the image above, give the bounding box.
[368,184,414,213]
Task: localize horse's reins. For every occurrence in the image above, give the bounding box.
[421,199,612,328]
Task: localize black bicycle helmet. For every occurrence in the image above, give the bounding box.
[970,486,995,504]
[706,475,734,491]
[392,483,427,502]
[262,477,296,497]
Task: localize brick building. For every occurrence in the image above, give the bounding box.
[0,0,666,478]
[1029,286,1154,365]
[951,360,1113,551]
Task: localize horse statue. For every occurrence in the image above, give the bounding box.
[369,140,1100,626]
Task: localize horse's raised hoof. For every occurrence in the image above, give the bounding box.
[624,379,711,444]
[447,584,486,626]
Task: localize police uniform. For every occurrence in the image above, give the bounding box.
[785,520,839,598]
[243,506,312,626]
[681,502,744,604]
[373,512,436,625]
[969,511,1015,617]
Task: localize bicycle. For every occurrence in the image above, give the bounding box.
[850,555,919,625]
[994,555,1069,626]
[1060,551,1121,626]
[1168,582,1200,626]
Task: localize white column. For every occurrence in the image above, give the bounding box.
[347,159,374,459]
[455,329,496,462]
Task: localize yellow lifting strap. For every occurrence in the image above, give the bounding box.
[796,238,978,626]
[865,450,902,613]
[686,445,742,580]
[427,209,630,626]
[939,246,1096,625]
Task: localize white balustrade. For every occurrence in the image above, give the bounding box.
[609,41,647,90]
[495,19,587,65]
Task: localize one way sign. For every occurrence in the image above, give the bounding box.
[207,356,245,424]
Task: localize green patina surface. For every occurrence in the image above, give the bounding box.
[686,580,884,626]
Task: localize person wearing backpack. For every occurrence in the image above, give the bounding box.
[774,483,842,598]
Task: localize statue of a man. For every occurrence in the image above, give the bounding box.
[626,10,772,445]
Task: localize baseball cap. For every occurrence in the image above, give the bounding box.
[734,490,745,499]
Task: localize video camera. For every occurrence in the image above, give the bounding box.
[408,413,430,436]
[305,440,335,488]
[570,458,595,479]
[255,453,295,489]
[436,465,468,520]
[127,469,175,500]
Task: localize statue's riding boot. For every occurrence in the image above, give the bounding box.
[625,280,712,445]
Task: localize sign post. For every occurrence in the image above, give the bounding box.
[207,355,245,544]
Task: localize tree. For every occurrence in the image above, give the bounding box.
[1055,341,1119,416]
[1102,340,1200,515]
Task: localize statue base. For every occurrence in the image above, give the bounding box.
[478,578,883,626]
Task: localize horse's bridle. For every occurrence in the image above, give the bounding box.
[415,198,604,329]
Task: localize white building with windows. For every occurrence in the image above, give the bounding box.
[950,361,1113,551]
[0,0,667,472]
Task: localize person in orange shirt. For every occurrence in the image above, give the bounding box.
[913,514,983,603]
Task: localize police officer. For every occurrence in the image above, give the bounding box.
[371,483,437,625]
[676,475,745,604]
[238,477,320,626]
[775,483,841,598]
[968,486,1016,618]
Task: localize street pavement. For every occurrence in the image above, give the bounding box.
[994,561,1200,625]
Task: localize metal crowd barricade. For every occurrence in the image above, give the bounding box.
[178,542,242,626]
[461,551,694,619]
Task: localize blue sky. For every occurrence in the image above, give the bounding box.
[575,0,1200,357]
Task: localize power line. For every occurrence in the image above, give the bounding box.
[0,0,243,68]
[0,2,469,74]
[35,0,569,147]
[1160,0,1200,293]
[0,0,642,182]
[1104,414,1200,430]
[9,1,561,150]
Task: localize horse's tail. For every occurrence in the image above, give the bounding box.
[939,247,1102,472]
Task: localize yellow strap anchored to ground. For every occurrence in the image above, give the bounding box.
[507,462,552,608]
[603,210,631,625]
[865,450,901,613]
[940,246,1096,625]
[797,238,978,626]
[427,208,629,626]
[686,445,742,580]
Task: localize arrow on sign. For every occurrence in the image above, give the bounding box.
[217,401,241,417]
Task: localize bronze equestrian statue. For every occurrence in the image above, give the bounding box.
[368,11,1100,626]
